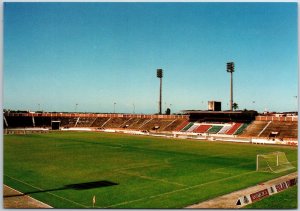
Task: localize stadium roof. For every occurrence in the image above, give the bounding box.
[181,110,257,114]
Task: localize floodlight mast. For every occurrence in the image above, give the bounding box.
[226,62,235,111]
[157,69,163,115]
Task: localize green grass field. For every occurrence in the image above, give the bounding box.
[4,131,298,208]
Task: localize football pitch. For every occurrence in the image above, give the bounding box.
[4,132,298,208]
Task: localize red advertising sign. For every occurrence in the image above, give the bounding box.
[275,182,287,192]
[286,178,297,187]
[250,189,269,202]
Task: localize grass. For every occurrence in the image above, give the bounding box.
[245,185,297,209]
[4,131,298,208]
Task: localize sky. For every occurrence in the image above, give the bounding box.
[3,2,298,114]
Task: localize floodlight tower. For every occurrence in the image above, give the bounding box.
[157,69,163,114]
[226,62,235,111]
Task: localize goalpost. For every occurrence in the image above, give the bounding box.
[256,151,295,173]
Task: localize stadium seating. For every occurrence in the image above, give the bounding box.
[186,124,200,132]
[239,121,269,137]
[257,121,298,139]
[163,119,187,131]
[3,113,297,141]
[60,117,78,127]
[5,116,33,128]
[174,120,190,131]
[217,124,232,134]
[104,117,131,129]
[193,124,211,133]
[127,118,150,129]
[90,117,110,128]
[34,117,52,128]
[181,122,194,132]
[225,123,242,135]
[76,117,97,127]
[139,118,175,131]
[207,125,223,134]
[233,123,248,135]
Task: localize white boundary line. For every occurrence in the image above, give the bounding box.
[117,170,187,187]
[104,170,257,208]
[4,185,53,208]
[4,175,88,208]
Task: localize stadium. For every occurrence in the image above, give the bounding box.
[3,105,298,208]
[3,2,298,209]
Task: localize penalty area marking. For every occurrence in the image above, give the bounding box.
[112,152,232,173]
[117,170,187,187]
[4,174,88,208]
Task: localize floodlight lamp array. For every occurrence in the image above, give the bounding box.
[157,69,163,78]
[226,62,235,72]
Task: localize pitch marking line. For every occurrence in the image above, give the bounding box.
[104,170,257,208]
[4,175,88,208]
[113,153,232,173]
[112,162,163,172]
[111,157,202,172]
[117,170,187,187]
[211,161,254,174]
[4,185,53,208]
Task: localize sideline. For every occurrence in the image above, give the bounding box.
[3,185,52,208]
[104,170,257,208]
[4,175,88,208]
[186,171,298,208]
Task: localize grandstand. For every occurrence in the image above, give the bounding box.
[241,120,298,140]
[3,110,298,145]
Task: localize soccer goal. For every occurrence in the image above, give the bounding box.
[256,151,295,173]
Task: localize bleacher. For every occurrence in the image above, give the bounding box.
[126,118,150,129]
[234,123,248,135]
[90,117,110,128]
[225,123,242,135]
[238,120,297,140]
[103,117,130,129]
[76,117,97,127]
[256,121,298,139]
[239,121,270,137]
[5,116,34,128]
[181,122,194,132]
[186,123,200,132]
[217,124,232,134]
[1,114,256,138]
[34,117,52,128]
[59,117,78,128]
[139,118,175,131]
[207,125,223,134]
[174,120,190,131]
[3,112,297,143]
[163,119,187,131]
[193,124,211,133]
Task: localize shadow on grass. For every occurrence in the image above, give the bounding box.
[4,180,118,198]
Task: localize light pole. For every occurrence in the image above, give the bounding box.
[113,102,116,113]
[75,103,78,112]
[157,69,163,114]
[252,101,255,110]
[294,96,297,112]
[226,62,235,111]
[133,103,135,114]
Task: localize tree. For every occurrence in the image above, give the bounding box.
[165,108,171,115]
[232,103,239,111]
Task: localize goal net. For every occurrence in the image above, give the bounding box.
[256,151,295,173]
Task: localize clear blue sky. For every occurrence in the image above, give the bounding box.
[3,2,298,114]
